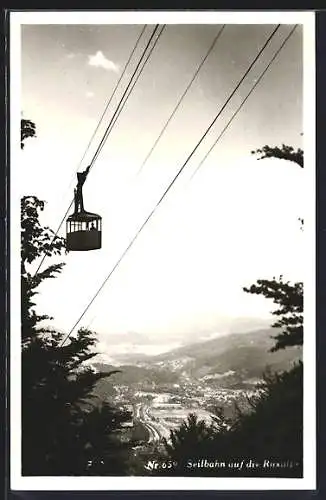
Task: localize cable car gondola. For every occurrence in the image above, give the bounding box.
[66,166,102,251]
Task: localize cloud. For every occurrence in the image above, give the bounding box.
[66,52,76,59]
[88,51,119,72]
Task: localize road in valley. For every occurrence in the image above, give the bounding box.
[134,403,171,443]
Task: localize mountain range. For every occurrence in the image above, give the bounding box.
[92,328,302,392]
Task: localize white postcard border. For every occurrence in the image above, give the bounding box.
[10,10,316,491]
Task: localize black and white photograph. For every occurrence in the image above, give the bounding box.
[10,10,316,491]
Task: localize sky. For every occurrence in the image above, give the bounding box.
[18,20,306,357]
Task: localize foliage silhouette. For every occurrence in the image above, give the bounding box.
[243,276,303,352]
[21,119,36,149]
[252,142,304,230]
[251,143,303,168]
[245,143,304,351]
[21,120,132,475]
[163,413,222,465]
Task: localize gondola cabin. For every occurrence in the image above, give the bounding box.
[66,211,102,251]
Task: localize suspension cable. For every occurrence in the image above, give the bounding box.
[189,25,298,182]
[60,24,281,345]
[134,24,226,177]
[89,25,166,168]
[33,24,163,277]
[87,24,163,169]
[63,24,147,196]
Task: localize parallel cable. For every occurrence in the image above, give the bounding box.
[33,24,162,277]
[63,24,147,195]
[60,24,281,345]
[189,25,298,182]
[88,24,162,169]
[90,24,166,167]
[134,24,226,176]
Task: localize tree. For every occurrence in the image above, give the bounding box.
[21,118,36,149]
[21,120,132,475]
[21,195,66,345]
[243,276,303,352]
[252,143,304,229]
[163,413,219,466]
[22,325,132,475]
[244,142,304,351]
[251,143,303,168]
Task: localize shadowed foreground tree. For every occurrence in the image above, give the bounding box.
[163,413,223,467]
[21,121,132,475]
